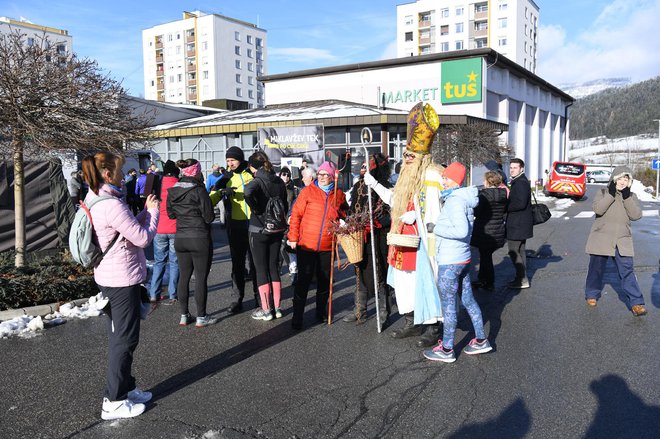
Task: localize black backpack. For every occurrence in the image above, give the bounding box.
[255,178,287,234]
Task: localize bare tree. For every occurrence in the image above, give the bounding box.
[432,122,504,169]
[0,31,153,267]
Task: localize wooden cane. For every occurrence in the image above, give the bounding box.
[327,168,340,324]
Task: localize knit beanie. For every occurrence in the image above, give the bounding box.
[226,146,244,161]
[444,162,466,186]
[163,160,179,177]
[318,161,337,176]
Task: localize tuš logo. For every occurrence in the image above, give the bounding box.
[441,58,482,104]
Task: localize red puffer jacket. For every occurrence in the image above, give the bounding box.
[288,184,347,252]
[157,176,178,234]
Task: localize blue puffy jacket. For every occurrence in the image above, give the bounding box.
[433,186,479,265]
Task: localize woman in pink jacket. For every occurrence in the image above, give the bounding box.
[81,152,159,421]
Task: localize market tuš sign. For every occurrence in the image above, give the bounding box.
[381,57,483,106]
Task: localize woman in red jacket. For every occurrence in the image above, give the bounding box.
[288,161,348,330]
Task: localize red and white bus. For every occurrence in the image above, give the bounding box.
[544,161,586,199]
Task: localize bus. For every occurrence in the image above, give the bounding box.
[544,161,586,200]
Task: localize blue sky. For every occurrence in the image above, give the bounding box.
[2,0,660,96]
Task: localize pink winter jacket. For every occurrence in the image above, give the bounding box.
[86,184,159,287]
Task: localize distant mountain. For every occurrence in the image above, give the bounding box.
[559,78,631,99]
[569,76,660,140]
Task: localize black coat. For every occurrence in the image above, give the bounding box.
[506,173,534,240]
[244,168,289,233]
[471,187,507,249]
[166,176,215,238]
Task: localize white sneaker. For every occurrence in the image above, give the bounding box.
[101,398,145,420]
[127,388,152,404]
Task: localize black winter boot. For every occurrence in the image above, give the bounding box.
[416,323,441,347]
[390,312,422,339]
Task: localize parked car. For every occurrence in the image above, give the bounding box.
[586,170,611,183]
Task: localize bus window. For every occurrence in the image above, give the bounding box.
[554,163,584,176]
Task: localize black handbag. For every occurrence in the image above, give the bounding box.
[531,192,551,225]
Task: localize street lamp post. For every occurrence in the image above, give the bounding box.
[655,119,660,200]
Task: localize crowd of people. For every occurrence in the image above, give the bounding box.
[78,102,649,420]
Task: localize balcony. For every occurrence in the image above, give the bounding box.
[186,49,196,58]
[187,78,196,86]
[418,20,432,28]
[155,40,163,49]
[156,69,164,77]
[187,93,197,101]
[157,82,164,91]
[186,34,195,43]
[155,55,163,63]
[474,26,488,38]
[186,63,196,72]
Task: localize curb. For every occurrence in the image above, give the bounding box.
[0,297,91,322]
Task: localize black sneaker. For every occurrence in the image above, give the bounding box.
[228,301,243,314]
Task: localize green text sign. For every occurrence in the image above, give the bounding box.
[441,58,482,104]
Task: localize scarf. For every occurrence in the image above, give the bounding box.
[317,181,334,194]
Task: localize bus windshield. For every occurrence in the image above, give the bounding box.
[554,163,584,176]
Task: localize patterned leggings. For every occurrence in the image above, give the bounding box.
[437,263,486,350]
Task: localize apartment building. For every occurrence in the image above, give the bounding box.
[0,16,72,62]
[142,11,267,108]
[397,0,539,72]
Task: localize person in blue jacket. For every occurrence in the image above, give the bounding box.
[423,162,493,363]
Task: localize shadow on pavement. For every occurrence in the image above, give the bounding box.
[585,375,660,439]
[446,398,531,439]
[526,243,563,283]
[651,267,660,309]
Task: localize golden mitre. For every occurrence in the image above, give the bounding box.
[406,102,440,155]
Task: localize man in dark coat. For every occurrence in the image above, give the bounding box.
[506,158,533,288]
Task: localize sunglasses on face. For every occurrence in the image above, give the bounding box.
[317,172,331,178]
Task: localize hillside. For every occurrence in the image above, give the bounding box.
[559,78,630,99]
[569,76,660,140]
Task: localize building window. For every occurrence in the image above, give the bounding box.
[420,12,432,23]
[236,88,242,97]
[247,48,253,58]
[235,46,241,55]
[150,80,155,87]
[420,46,432,54]
[498,18,507,29]
[248,76,254,85]
[440,42,449,52]
[177,74,182,82]
[201,41,208,51]
[440,25,449,36]
[441,8,449,18]
[524,42,527,53]
[169,75,174,83]
[203,70,208,79]
[525,7,528,18]
[455,23,463,33]
[202,56,208,65]
[455,40,463,50]
[235,31,240,41]
[476,38,487,48]
[256,37,262,47]
[167,33,173,42]
[236,74,242,83]
[248,62,254,72]
[176,33,181,40]
[499,38,507,46]
[499,3,508,11]
[247,35,253,44]
[176,45,181,55]
[235,60,241,69]
[476,3,488,13]
[405,31,413,42]
[248,90,254,99]
[404,15,414,25]
[475,21,488,31]
[456,6,464,16]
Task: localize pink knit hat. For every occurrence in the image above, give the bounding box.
[443,162,466,186]
[318,161,337,176]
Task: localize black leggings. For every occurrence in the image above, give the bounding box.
[292,249,332,327]
[175,236,212,317]
[249,232,283,286]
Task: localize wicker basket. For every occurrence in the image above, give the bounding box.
[337,231,364,264]
[387,232,420,248]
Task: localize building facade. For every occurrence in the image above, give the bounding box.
[0,16,72,61]
[260,49,573,183]
[142,11,267,108]
[397,0,539,73]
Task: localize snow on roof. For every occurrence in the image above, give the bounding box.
[150,100,408,131]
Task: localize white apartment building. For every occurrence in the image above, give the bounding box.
[142,11,267,108]
[397,0,539,72]
[0,16,72,60]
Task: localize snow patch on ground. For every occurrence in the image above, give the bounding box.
[0,293,107,339]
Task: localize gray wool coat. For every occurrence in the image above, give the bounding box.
[585,166,642,257]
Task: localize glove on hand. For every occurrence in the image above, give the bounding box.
[222,187,236,197]
[608,181,617,197]
[621,186,631,199]
[213,178,228,191]
[362,171,377,187]
[400,210,416,225]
